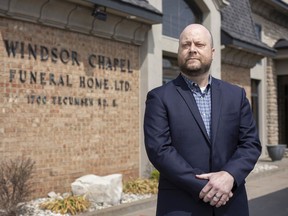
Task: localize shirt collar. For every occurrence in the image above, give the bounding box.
[181,74,212,94]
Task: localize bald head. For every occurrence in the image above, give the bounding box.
[179,24,214,48]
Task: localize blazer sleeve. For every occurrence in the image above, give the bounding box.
[144,90,207,200]
[221,88,262,187]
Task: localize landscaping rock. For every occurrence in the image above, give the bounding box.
[71,174,122,205]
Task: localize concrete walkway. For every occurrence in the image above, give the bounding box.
[83,156,288,216]
[246,157,288,200]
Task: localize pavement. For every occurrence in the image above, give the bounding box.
[249,188,288,216]
[83,155,288,216]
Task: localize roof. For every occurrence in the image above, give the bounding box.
[85,0,162,24]
[221,0,276,57]
[120,0,161,15]
[262,0,288,14]
[274,38,288,59]
[274,39,288,49]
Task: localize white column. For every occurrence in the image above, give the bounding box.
[139,1,163,177]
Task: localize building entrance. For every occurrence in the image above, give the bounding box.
[278,75,288,147]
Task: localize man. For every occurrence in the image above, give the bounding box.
[144,24,261,216]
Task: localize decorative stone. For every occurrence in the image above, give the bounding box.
[71,174,122,205]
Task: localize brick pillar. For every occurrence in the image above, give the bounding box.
[266,58,279,144]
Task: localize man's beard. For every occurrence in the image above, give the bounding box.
[180,62,211,77]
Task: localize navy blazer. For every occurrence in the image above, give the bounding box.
[144,75,261,216]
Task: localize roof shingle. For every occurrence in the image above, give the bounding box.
[221,0,275,56]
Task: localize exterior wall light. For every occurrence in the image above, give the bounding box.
[92,5,107,21]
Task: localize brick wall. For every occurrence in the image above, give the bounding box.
[221,63,251,101]
[0,17,140,197]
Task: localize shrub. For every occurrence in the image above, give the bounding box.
[123,178,158,195]
[0,157,35,216]
[150,169,160,181]
[40,195,90,215]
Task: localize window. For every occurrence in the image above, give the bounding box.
[162,0,202,39]
[163,55,179,84]
[251,79,260,129]
[254,24,262,40]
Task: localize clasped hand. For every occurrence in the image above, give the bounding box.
[196,171,234,208]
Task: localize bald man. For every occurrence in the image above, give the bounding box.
[144,24,261,216]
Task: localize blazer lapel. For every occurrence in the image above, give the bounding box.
[211,78,222,146]
[174,75,211,144]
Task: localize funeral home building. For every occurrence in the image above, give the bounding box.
[0,0,287,197]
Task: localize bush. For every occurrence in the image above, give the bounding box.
[40,195,90,215]
[123,168,160,195]
[150,169,160,181]
[123,178,158,195]
[0,157,35,216]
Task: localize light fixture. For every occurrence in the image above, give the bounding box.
[92,5,107,21]
[127,15,137,19]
